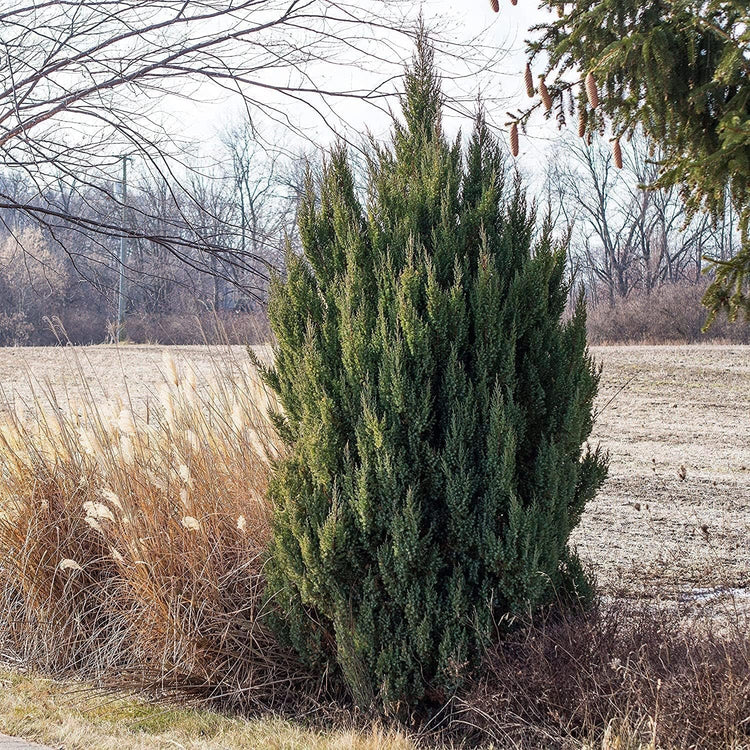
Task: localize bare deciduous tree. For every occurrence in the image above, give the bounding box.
[0,1,501,301]
[546,132,733,306]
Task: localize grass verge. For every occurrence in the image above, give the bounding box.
[0,667,414,750]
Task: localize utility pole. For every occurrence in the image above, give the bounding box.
[116,154,130,342]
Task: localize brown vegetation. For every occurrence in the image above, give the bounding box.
[0,351,314,712]
[454,598,750,749]
[586,281,750,344]
[0,345,749,748]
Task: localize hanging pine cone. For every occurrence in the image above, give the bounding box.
[524,64,535,97]
[613,138,623,169]
[510,122,519,156]
[539,79,552,111]
[490,0,499,11]
[585,72,599,109]
[578,108,587,138]
[511,0,518,6]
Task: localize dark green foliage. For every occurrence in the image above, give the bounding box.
[526,0,750,323]
[261,37,608,713]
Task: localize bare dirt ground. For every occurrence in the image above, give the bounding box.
[575,345,750,610]
[0,343,748,604]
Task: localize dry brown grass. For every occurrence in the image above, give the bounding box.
[451,597,750,749]
[0,348,315,712]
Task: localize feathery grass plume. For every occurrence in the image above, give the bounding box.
[0,347,313,712]
[180,516,201,532]
[524,63,535,97]
[613,138,623,169]
[539,78,552,111]
[84,516,104,534]
[510,121,519,155]
[99,488,122,510]
[585,72,599,109]
[162,351,179,387]
[82,501,116,523]
[58,559,83,572]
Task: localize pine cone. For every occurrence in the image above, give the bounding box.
[510,122,519,156]
[585,72,599,109]
[524,64,534,97]
[511,0,518,6]
[490,0,499,11]
[578,108,587,138]
[539,79,552,111]
[613,138,623,169]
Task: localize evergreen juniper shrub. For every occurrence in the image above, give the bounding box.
[259,34,608,714]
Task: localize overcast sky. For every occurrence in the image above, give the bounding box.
[163,0,559,177]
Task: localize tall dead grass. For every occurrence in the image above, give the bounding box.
[451,598,750,749]
[0,348,314,711]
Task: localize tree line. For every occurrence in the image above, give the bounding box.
[0,127,299,345]
[0,125,746,345]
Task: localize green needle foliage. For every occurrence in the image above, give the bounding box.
[260,36,608,714]
[525,0,750,323]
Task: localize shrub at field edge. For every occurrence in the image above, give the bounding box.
[261,34,608,714]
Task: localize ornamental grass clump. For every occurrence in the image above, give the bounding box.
[0,349,310,711]
[261,36,608,715]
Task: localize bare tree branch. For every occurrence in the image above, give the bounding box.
[0,1,504,294]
